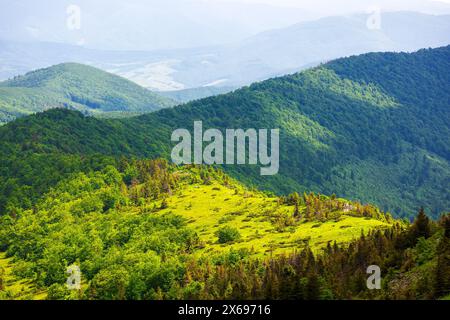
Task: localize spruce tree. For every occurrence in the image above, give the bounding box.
[306,273,321,300]
[410,207,431,243]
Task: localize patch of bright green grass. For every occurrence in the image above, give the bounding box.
[153,181,392,257]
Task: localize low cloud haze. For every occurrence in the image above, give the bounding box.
[1,0,450,50]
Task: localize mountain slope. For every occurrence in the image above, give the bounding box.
[138,46,450,218]
[0,47,449,218]
[0,63,175,124]
[0,158,395,300]
[0,156,447,300]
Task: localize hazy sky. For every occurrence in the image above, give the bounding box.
[205,0,450,10]
[203,0,450,14]
[1,0,449,50]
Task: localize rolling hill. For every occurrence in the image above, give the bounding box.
[0,46,449,219]
[0,63,175,124]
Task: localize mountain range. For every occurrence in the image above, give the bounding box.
[1,46,449,219]
[1,12,449,100]
[0,42,449,301]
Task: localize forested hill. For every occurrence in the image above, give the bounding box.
[1,46,449,219]
[1,158,448,300]
[0,63,175,124]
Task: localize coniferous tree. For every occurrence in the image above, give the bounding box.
[306,273,321,300]
[410,207,431,244]
[291,192,301,218]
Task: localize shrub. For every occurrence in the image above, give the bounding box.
[216,226,241,244]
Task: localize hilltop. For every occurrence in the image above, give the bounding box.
[0,63,175,124]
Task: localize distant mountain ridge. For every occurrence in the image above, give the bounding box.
[1,11,449,101]
[0,63,175,124]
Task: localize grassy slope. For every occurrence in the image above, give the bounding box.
[156,181,391,257]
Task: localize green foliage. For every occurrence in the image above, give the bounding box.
[414,237,435,265]
[216,226,241,244]
[0,160,193,300]
[435,215,450,297]
[46,283,73,300]
[409,207,431,244]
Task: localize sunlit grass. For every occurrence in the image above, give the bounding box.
[155,181,391,257]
